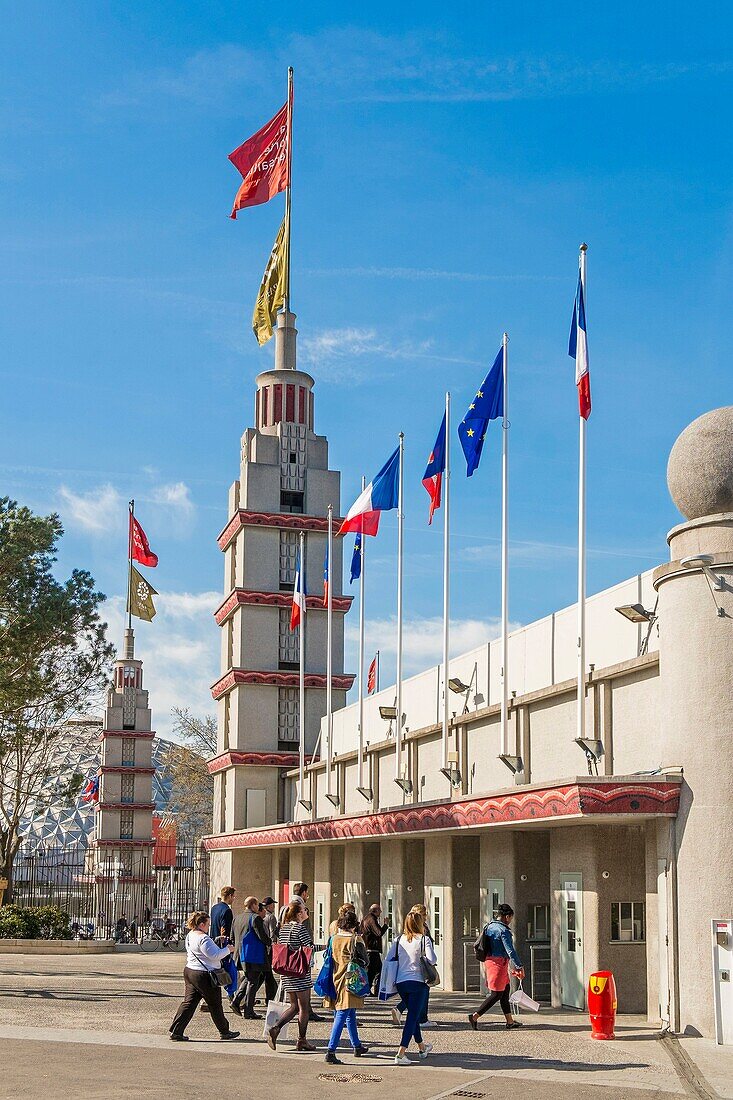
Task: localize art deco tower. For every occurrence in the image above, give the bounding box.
[209,311,353,886]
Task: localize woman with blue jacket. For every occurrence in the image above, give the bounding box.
[468,903,524,1030]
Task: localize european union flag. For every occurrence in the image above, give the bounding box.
[458,347,504,477]
[350,532,362,584]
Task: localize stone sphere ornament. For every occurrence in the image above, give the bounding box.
[667,407,733,520]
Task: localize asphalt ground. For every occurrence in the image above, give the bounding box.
[0,951,696,1100]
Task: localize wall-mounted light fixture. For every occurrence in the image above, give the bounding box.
[440,750,462,788]
[574,737,604,776]
[681,554,727,616]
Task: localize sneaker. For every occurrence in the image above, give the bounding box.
[353,1044,370,1057]
[324,1051,343,1065]
[421,1020,438,1028]
[506,1019,523,1029]
[220,1030,240,1041]
[418,1042,434,1060]
[394,1053,411,1065]
[390,1007,402,1026]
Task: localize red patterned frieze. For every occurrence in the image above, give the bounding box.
[207,751,313,775]
[215,589,352,626]
[211,669,355,700]
[218,511,346,551]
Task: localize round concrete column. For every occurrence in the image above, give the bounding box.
[654,407,733,1037]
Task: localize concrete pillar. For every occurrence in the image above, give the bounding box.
[653,490,733,1035]
[424,835,455,991]
[380,840,407,933]
[344,844,367,914]
[314,846,336,942]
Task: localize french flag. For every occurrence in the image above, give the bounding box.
[569,273,591,420]
[337,446,400,537]
[289,555,306,631]
[81,776,99,803]
[422,413,446,525]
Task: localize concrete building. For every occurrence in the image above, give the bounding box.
[206,332,733,1041]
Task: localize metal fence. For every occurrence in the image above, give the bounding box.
[7,842,210,939]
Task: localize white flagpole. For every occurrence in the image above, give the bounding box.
[297,530,310,810]
[394,433,405,791]
[577,244,588,743]
[500,333,510,758]
[357,477,371,799]
[325,506,339,807]
[441,393,451,777]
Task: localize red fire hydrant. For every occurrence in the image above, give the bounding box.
[588,971,617,1039]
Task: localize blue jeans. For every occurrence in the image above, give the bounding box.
[395,980,429,1048]
[328,1008,361,1051]
[396,986,429,1023]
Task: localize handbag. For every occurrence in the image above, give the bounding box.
[420,935,440,987]
[378,936,400,1001]
[344,933,370,997]
[314,937,337,1000]
[272,937,313,979]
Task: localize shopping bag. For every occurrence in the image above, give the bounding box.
[378,936,400,1001]
[222,954,238,998]
[509,980,540,1013]
[262,997,291,1041]
[314,938,337,1000]
[345,958,370,998]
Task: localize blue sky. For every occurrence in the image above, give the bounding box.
[2,3,731,732]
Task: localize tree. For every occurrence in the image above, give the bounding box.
[162,707,215,841]
[0,498,113,897]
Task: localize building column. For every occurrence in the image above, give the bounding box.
[424,835,455,991]
[314,846,336,943]
[344,843,367,914]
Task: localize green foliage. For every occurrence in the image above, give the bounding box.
[0,903,70,939]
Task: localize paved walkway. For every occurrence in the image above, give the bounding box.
[0,952,722,1100]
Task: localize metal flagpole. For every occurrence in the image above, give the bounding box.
[441,393,451,777]
[284,66,293,314]
[500,334,510,758]
[394,433,406,791]
[577,244,588,743]
[126,500,134,632]
[297,530,311,810]
[325,506,339,807]
[357,477,371,800]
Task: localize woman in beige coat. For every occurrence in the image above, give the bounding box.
[323,910,371,1064]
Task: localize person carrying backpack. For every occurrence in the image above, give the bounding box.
[231,896,275,1019]
[468,903,525,1030]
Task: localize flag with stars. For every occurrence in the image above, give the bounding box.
[458,347,504,477]
[350,532,362,584]
[322,542,329,607]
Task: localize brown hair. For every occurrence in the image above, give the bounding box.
[186,911,209,931]
[410,904,427,918]
[243,895,258,911]
[338,903,355,918]
[220,886,236,902]
[292,882,308,897]
[338,910,359,932]
[403,911,424,941]
[283,902,303,923]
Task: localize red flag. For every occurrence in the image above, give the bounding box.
[229,100,290,219]
[367,655,378,695]
[130,514,158,568]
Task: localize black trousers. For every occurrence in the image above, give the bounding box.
[234,963,278,1014]
[475,982,511,1017]
[170,967,230,1037]
[367,950,382,993]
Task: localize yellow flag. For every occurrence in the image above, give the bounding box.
[252,213,288,345]
[129,564,157,622]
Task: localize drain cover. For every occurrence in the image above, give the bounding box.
[317,1073,383,1084]
[452,1092,487,1098]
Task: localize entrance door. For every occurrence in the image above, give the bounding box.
[428,884,445,986]
[383,885,396,948]
[559,873,585,1009]
[657,859,671,1028]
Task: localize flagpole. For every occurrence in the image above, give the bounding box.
[394,433,406,792]
[126,500,134,633]
[325,506,339,807]
[500,333,510,758]
[577,244,588,744]
[284,66,293,314]
[441,393,451,777]
[298,530,310,810]
[357,477,371,800]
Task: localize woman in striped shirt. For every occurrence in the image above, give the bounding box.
[267,902,316,1052]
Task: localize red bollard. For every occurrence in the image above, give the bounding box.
[588,971,617,1040]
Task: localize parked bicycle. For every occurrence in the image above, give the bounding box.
[140,919,181,951]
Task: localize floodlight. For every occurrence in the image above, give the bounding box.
[440,750,462,788]
[448,678,470,694]
[499,753,524,775]
[379,706,397,721]
[574,737,604,776]
[615,603,654,624]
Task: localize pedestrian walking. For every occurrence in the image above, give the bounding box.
[262,896,278,943]
[361,903,388,995]
[329,902,355,936]
[391,904,436,1029]
[267,902,317,1053]
[168,911,240,1042]
[210,886,236,945]
[468,903,525,1031]
[323,910,371,1064]
[232,895,276,1019]
[392,910,436,1065]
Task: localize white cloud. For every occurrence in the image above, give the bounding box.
[58,483,123,534]
[299,326,480,384]
[102,591,221,741]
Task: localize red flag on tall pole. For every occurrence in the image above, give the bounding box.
[367,653,379,695]
[130,514,158,568]
[228,99,290,219]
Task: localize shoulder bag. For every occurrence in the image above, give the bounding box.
[188,933,231,988]
[344,933,370,997]
[271,926,313,979]
[420,935,440,987]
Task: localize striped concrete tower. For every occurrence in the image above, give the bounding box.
[208,310,354,896]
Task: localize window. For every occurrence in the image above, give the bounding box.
[278,608,299,669]
[120,809,134,840]
[278,687,299,745]
[610,902,645,943]
[279,531,298,591]
[527,903,550,941]
[280,490,304,514]
[316,895,325,942]
[122,738,135,767]
[462,906,480,937]
[121,774,135,804]
[245,789,266,828]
